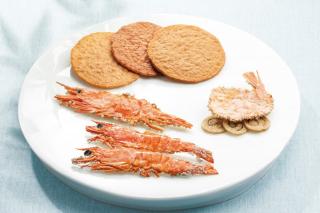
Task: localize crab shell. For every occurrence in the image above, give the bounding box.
[208,87,273,122]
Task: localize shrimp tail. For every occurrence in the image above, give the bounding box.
[243,71,267,99]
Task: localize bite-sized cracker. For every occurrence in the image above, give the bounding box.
[222,120,247,135]
[244,117,270,132]
[147,25,225,83]
[111,22,160,76]
[71,32,139,88]
[201,115,225,134]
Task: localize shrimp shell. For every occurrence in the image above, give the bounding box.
[87,121,213,163]
[72,147,218,177]
[54,83,192,131]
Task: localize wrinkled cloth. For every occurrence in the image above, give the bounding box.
[0,0,320,212]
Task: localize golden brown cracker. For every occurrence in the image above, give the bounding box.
[71,32,139,88]
[111,22,160,76]
[201,115,225,134]
[222,120,247,135]
[147,25,225,83]
[244,117,270,132]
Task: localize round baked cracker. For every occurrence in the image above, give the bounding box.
[147,25,225,83]
[111,22,160,77]
[71,32,139,88]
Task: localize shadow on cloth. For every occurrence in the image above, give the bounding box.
[31,153,145,213]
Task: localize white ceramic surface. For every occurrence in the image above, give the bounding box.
[18,14,300,210]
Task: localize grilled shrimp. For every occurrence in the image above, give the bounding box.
[55,83,192,131]
[87,121,213,163]
[72,147,218,177]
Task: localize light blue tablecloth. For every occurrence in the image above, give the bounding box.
[1,0,319,212]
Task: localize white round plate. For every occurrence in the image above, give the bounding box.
[18,14,300,210]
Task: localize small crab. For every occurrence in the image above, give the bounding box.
[208,72,273,122]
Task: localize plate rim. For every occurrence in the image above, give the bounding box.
[18,13,301,202]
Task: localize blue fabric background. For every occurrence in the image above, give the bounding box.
[1,0,319,212]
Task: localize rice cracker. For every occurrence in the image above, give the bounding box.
[148,25,225,83]
[71,32,139,88]
[111,22,160,76]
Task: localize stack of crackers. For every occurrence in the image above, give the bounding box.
[71,22,225,88]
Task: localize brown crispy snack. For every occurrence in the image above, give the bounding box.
[71,32,139,88]
[148,25,225,83]
[222,120,247,135]
[111,22,160,76]
[244,117,270,132]
[201,115,225,134]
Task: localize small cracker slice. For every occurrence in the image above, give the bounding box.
[222,120,247,135]
[244,117,270,132]
[71,32,139,88]
[111,22,160,76]
[201,115,225,134]
[147,25,225,83]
